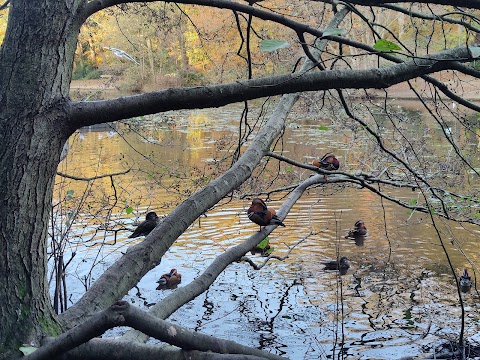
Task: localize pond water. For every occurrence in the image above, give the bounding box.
[52,99,480,359]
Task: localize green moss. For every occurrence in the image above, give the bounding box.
[39,316,63,336]
[17,285,27,300]
[20,304,31,321]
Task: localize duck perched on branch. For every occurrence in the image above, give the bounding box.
[247,198,285,231]
[313,153,340,172]
[156,268,182,289]
[129,211,159,238]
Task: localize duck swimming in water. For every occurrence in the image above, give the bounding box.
[346,220,368,238]
[323,257,350,275]
[247,198,285,231]
[129,211,159,238]
[459,268,472,293]
[156,268,182,289]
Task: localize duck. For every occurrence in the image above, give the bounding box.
[459,268,472,293]
[313,153,340,172]
[129,211,159,238]
[324,257,350,270]
[247,198,285,231]
[346,220,368,238]
[323,257,350,275]
[156,268,182,289]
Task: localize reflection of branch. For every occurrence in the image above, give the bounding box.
[27,301,285,360]
[56,169,130,181]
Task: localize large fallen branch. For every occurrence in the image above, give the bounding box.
[27,301,284,360]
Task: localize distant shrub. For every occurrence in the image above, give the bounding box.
[180,70,205,85]
[73,63,102,80]
[115,67,144,93]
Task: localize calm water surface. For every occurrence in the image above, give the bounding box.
[53,100,480,359]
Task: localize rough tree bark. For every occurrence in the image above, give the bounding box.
[0,0,82,351]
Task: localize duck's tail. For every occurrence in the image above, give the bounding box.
[271,216,286,227]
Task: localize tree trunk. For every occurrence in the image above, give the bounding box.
[176,13,190,74]
[146,38,156,79]
[0,0,79,352]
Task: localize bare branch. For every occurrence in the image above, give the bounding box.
[56,169,131,181]
[0,0,9,11]
[68,46,477,128]
[27,301,284,360]
[241,231,320,270]
[60,339,267,360]
[264,152,480,225]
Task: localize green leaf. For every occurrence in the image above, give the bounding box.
[322,28,346,37]
[259,39,290,52]
[476,213,480,219]
[19,346,37,355]
[409,198,417,206]
[66,189,75,200]
[286,166,292,173]
[469,46,480,58]
[318,125,329,131]
[373,39,401,53]
[126,206,133,214]
[257,237,270,250]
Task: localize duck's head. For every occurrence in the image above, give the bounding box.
[146,211,159,221]
[339,257,350,268]
[331,157,340,170]
[354,220,366,229]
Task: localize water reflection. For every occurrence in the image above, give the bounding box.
[54,102,480,359]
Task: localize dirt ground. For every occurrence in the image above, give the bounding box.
[70,79,115,90]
